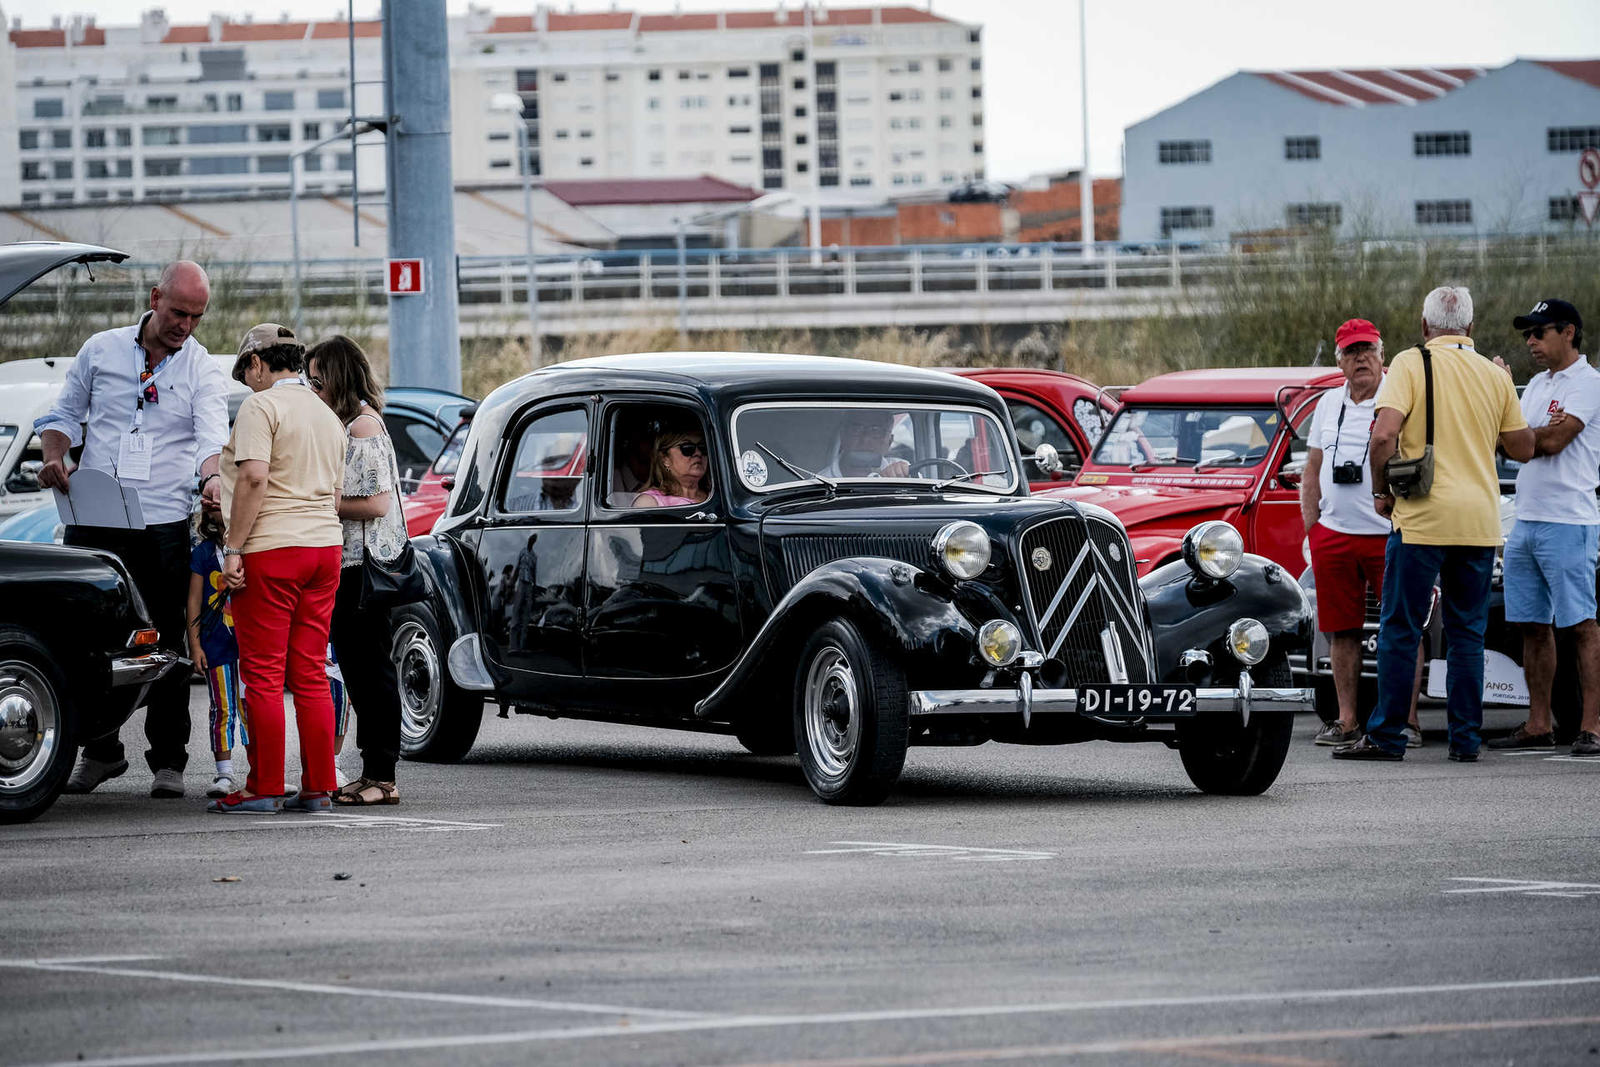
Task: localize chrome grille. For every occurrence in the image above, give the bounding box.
[1017,514,1151,684]
[782,534,928,589]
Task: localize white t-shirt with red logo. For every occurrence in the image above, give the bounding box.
[1515,356,1600,525]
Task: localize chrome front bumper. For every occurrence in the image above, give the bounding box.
[910,671,1314,726]
[109,650,180,688]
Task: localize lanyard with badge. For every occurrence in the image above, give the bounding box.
[118,343,174,483]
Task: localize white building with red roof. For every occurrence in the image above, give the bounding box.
[1121,59,1600,242]
[2,4,985,210]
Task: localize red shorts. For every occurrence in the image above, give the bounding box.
[1307,523,1388,633]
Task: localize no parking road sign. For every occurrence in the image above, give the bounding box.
[1578,150,1600,227]
[387,258,425,295]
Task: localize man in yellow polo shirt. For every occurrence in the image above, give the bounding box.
[1332,285,1534,763]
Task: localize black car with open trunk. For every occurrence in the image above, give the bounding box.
[391,353,1315,804]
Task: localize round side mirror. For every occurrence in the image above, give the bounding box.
[1032,443,1063,474]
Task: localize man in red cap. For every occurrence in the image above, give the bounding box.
[1300,319,1423,746]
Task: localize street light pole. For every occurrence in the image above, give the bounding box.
[515,121,541,364]
[1078,0,1095,260]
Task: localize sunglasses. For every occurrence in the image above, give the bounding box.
[665,441,706,458]
[1522,324,1565,341]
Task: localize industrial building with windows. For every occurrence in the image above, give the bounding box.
[1120,59,1600,243]
[1,4,985,209]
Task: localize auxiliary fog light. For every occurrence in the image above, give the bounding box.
[1182,520,1244,580]
[933,520,991,580]
[976,619,1022,667]
[1227,618,1270,666]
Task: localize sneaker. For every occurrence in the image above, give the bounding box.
[1486,724,1555,750]
[206,774,237,799]
[1571,731,1600,757]
[1314,722,1363,746]
[1448,748,1481,763]
[282,791,332,813]
[63,755,129,794]
[1331,736,1404,761]
[1404,726,1424,749]
[206,791,281,814]
[150,767,184,799]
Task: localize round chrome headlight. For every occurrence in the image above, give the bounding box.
[1227,618,1270,665]
[933,520,991,580]
[976,619,1022,666]
[1182,520,1244,580]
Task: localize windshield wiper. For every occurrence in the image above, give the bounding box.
[931,469,1008,492]
[1192,455,1254,472]
[755,441,836,492]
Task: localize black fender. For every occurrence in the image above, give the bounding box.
[694,557,976,721]
[1140,554,1312,685]
[409,533,482,654]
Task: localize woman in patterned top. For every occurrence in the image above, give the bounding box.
[306,335,409,806]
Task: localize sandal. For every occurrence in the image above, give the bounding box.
[332,777,399,806]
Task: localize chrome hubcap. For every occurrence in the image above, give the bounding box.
[803,645,858,780]
[392,621,440,746]
[0,661,58,794]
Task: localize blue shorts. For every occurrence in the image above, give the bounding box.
[1503,520,1599,628]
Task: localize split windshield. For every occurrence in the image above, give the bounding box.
[730,403,1017,492]
[1092,406,1282,468]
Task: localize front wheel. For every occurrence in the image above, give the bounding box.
[392,602,485,763]
[793,618,909,805]
[0,628,75,824]
[1176,657,1295,796]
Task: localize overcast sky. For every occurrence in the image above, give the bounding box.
[17,0,1600,182]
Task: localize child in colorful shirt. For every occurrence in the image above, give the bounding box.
[187,511,248,798]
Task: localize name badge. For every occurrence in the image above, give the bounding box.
[118,431,152,482]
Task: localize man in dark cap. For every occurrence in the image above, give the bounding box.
[1489,299,1600,757]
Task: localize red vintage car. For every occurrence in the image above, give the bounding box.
[404,411,474,538]
[1042,366,1343,576]
[953,368,1118,491]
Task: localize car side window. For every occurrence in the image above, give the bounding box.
[1007,399,1080,478]
[501,407,588,515]
[602,402,712,510]
[385,411,446,492]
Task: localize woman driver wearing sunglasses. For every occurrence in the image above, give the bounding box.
[633,428,711,508]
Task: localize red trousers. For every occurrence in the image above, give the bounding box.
[232,545,342,796]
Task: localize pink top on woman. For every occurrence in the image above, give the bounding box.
[637,488,696,506]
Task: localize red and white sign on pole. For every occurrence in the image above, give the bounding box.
[1577,149,1600,227]
[387,258,425,295]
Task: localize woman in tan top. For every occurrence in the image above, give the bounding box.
[211,323,347,814]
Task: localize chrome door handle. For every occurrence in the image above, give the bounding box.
[688,510,719,523]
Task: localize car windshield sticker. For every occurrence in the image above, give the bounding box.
[740,449,769,486]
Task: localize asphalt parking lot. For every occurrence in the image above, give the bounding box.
[4,688,1599,1067]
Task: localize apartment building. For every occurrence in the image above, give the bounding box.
[1121,58,1600,242]
[3,4,985,208]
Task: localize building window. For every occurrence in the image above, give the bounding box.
[303,122,321,140]
[256,124,292,143]
[647,69,661,81]
[1284,136,1320,161]
[190,156,250,175]
[334,153,354,171]
[317,88,346,110]
[889,118,903,130]
[1286,202,1341,227]
[1415,199,1472,225]
[676,70,691,81]
[33,98,64,119]
[145,95,178,111]
[488,131,510,142]
[1158,139,1211,164]
[85,128,107,148]
[19,130,39,150]
[792,77,806,91]
[889,91,903,103]
[605,71,619,82]
[579,157,593,167]
[1159,205,1214,233]
[115,128,132,147]
[728,67,749,78]
[53,191,74,202]
[939,116,952,129]
[973,141,984,155]
[21,162,44,181]
[257,155,291,173]
[764,175,783,189]
[971,86,982,99]
[190,124,250,144]
[553,72,569,83]
[144,158,182,177]
[303,154,322,172]
[1548,197,1582,222]
[762,148,783,169]
[263,91,295,111]
[796,160,808,173]
[489,159,511,169]
[849,175,872,187]
[226,93,243,111]
[554,129,569,140]
[52,161,73,180]
[791,49,805,63]
[760,62,780,80]
[20,192,40,204]
[143,127,182,146]
[795,133,808,145]
[794,105,807,118]
[729,125,752,135]
[51,129,72,149]
[1548,126,1600,153]
[115,159,132,177]
[579,129,593,139]
[1413,131,1470,157]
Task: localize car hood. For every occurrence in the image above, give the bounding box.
[1035,483,1245,529]
[1,242,129,308]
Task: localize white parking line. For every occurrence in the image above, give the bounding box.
[0,958,705,1019]
[805,841,1056,861]
[11,969,1600,1066]
[1445,878,1600,898]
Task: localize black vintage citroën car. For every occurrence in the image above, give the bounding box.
[391,354,1314,804]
